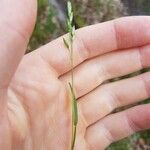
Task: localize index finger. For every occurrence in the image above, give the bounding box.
[37,16,150,76]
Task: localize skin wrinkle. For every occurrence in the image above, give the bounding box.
[9,86,31,127]
[10,81,31,119]
[134,105,150,130]
[140,45,150,68]
[77,60,101,97]
[114,17,150,50]
[106,78,138,109]
[138,46,145,68]
[141,74,150,97]
[101,124,114,145]
[87,123,113,150]
[116,113,134,140]
[114,18,136,49]
[0,23,29,90]
[102,91,115,122]
[105,88,121,110]
[120,105,150,140]
[1,21,28,41]
[125,111,142,133]
[78,103,88,128]
[114,19,126,49]
[8,108,26,149]
[38,38,71,76]
[95,58,108,86]
[112,18,141,51]
[75,32,91,60]
[125,108,146,133]
[90,113,134,150]
[57,87,71,148]
[9,78,51,150]
[7,88,32,150]
[138,46,150,97]
[38,51,59,78]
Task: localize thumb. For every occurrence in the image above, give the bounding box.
[0,0,37,88]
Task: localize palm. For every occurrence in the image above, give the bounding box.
[9,53,74,149]
[0,1,150,150]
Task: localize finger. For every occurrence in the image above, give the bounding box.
[38,16,150,76]
[85,104,150,150]
[0,0,37,88]
[78,72,150,126]
[60,45,150,98]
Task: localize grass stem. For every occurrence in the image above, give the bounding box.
[63,1,78,150]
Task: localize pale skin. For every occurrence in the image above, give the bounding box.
[0,0,150,150]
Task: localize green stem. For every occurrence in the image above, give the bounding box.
[70,41,77,150]
[70,40,74,88]
[63,2,78,150]
[71,125,77,150]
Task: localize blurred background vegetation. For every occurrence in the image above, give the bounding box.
[28,0,150,149]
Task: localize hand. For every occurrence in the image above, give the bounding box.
[0,0,150,150]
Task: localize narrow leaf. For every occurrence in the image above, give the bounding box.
[69,82,78,125]
[63,38,70,49]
